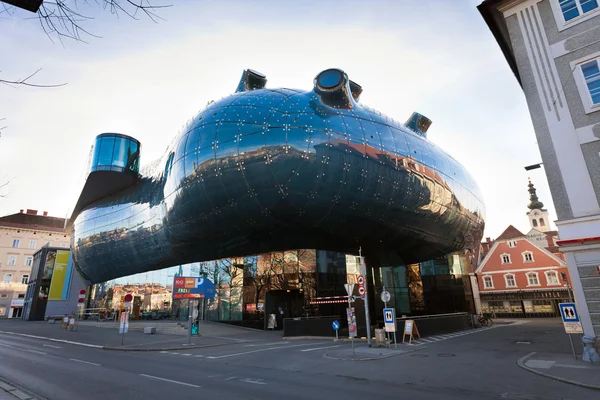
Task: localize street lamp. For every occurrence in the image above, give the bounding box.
[524,163,543,171]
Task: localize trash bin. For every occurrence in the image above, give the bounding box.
[375,329,387,347]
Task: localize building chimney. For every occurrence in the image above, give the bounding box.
[43,211,48,216]
[26,209,38,215]
[19,209,24,214]
[486,237,491,242]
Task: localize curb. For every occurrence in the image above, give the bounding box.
[516,352,600,391]
[0,376,44,400]
[0,331,103,349]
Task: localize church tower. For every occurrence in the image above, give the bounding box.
[526,178,550,232]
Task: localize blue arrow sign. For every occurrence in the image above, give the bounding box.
[332,320,340,330]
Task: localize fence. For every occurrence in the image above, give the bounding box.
[283,316,340,337]
[396,312,471,337]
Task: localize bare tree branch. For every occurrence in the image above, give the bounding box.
[0,68,67,88]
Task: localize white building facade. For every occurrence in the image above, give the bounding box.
[479,0,600,339]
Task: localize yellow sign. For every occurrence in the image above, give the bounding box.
[402,320,421,344]
[48,251,70,300]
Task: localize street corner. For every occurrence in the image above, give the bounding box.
[517,352,600,391]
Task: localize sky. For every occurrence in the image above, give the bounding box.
[0,0,555,240]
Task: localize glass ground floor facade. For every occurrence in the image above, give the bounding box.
[88,249,475,330]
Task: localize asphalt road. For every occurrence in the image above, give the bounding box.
[0,319,595,400]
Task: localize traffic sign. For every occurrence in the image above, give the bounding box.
[381,291,391,303]
[384,308,396,332]
[357,276,365,285]
[344,283,355,296]
[559,303,583,334]
[358,287,365,296]
[332,320,340,331]
[124,293,133,303]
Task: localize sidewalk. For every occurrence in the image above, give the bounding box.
[0,378,37,400]
[0,319,282,351]
[518,351,600,391]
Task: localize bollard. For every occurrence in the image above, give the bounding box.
[582,336,600,363]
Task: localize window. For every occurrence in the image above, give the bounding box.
[7,256,16,266]
[11,239,20,248]
[523,252,534,262]
[24,256,33,267]
[0,294,7,299]
[505,274,517,288]
[539,217,546,227]
[546,271,560,285]
[501,254,511,264]
[527,272,540,286]
[21,275,29,284]
[3,274,12,284]
[582,60,600,105]
[483,276,494,289]
[17,294,25,299]
[29,240,36,249]
[532,219,538,227]
[508,240,517,248]
[559,0,599,22]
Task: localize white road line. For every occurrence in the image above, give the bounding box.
[194,355,204,358]
[170,352,180,355]
[300,345,342,352]
[0,331,103,348]
[208,375,221,378]
[70,358,101,366]
[181,354,192,356]
[240,378,266,385]
[140,374,201,388]
[206,342,328,359]
[224,376,237,381]
[43,344,62,349]
[26,349,47,355]
[244,342,290,347]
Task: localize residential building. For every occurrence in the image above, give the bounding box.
[475,225,570,317]
[0,209,69,318]
[479,0,600,338]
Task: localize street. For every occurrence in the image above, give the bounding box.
[0,319,596,400]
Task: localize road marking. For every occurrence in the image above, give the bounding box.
[208,375,221,378]
[244,342,290,347]
[206,342,328,359]
[170,352,180,355]
[240,378,266,385]
[70,358,101,366]
[160,351,169,354]
[181,354,192,356]
[224,376,237,381]
[43,344,62,349]
[194,355,204,358]
[140,374,201,388]
[26,349,47,355]
[300,345,342,352]
[0,331,103,348]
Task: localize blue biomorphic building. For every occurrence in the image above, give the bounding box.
[69,69,485,327]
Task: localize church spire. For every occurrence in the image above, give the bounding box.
[527,178,544,210]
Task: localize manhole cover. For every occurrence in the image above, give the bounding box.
[437,353,455,357]
[410,354,428,358]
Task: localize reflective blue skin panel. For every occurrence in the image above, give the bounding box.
[72,75,485,284]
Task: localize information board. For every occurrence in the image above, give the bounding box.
[384,308,396,332]
[559,302,583,334]
[347,307,357,337]
[173,277,216,299]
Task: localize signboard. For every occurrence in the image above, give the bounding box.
[384,308,396,332]
[10,299,24,308]
[173,277,216,299]
[119,311,129,334]
[246,303,257,312]
[402,319,421,343]
[191,323,198,335]
[48,250,71,300]
[357,275,365,296]
[332,320,340,331]
[559,302,583,334]
[267,314,277,329]
[344,283,355,297]
[381,291,391,303]
[347,307,357,337]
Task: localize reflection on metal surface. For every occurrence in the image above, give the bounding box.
[71,68,485,284]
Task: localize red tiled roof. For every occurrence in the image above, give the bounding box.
[0,212,66,232]
[496,225,525,241]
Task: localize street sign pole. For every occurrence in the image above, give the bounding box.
[359,248,372,347]
[383,286,389,346]
[188,299,194,345]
